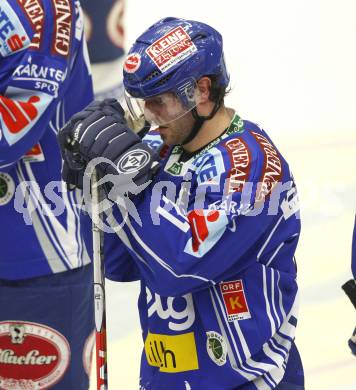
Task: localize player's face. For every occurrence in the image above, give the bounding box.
[143,92,187,127]
[143,93,196,145]
[157,111,195,146]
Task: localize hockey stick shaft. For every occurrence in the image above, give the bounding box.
[91,169,108,389]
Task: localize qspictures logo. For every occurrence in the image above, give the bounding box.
[0,321,70,389]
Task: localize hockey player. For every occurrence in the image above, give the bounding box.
[0,1,95,388]
[342,215,356,355]
[58,17,304,389]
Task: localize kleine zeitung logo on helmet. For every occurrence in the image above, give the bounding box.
[146,26,197,73]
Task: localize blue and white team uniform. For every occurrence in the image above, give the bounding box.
[107,115,304,389]
[0,1,94,388]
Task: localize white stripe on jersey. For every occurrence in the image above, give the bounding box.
[121,210,214,284]
[276,271,287,319]
[266,242,284,267]
[208,288,259,383]
[16,164,68,272]
[73,188,91,265]
[0,161,16,169]
[263,266,276,336]
[68,189,83,265]
[270,269,281,329]
[106,208,152,270]
[23,161,86,269]
[257,215,283,260]
[211,285,274,388]
[24,161,80,268]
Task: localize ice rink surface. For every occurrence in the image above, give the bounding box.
[91,1,356,388]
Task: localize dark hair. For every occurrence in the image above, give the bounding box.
[207,75,230,104]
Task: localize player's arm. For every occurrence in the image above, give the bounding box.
[0,0,77,171]
[57,102,299,296]
[121,148,300,296]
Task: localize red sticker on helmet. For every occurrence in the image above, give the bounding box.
[0,321,70,389]
[124,53,141,73]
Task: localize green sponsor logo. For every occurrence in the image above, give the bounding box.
[206,331,227,366]
[209,337,224,360]
[167,162,183,175]
[171,145,183,155]
[226,115,244,136]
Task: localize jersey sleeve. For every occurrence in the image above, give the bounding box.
[0,0,79,171]
[116,129,301,297]
[103,210,141,282]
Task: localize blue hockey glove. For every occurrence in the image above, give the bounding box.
[57,99,158,190]
[342,279,356,356]
[342,279,356,310]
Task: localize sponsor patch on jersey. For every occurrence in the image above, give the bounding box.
[17,0,44,50]
[167,161,183,175]
[146,26,197,73]
[206,331,227,366]
[0,173,15,206]
[219,280,251,321]
[124,53,141,73]
[144,331,198,373]
[225,138,251,193]
[184,209,228,257]
[52,0,72,57]
[116,149,150,173]
[0,321,70,389]
[146,288,196,332]
[192,149,226,185]
[251,131,282,202]
[22,143,45,162]
[0,2,31,57]
[0,87,53,145]
[12,54,66,97]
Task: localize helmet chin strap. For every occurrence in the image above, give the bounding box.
[181,100,222,146]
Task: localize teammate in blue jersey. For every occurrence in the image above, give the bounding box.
[59,17,304,389]
[342,215,356,355]
[0,1,95,388]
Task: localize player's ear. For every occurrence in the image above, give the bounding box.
[196,77,211,103]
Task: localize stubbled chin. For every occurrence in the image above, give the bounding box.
[158,126,168,139]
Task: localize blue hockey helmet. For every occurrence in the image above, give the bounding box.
[123,17,229,102]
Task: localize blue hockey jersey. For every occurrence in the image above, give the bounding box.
[106,113,302,389]
[0,0,94,279]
